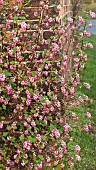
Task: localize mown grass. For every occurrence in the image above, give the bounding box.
[83,3,96,13]
[75,34,96,170]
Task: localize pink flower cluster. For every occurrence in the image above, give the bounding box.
[0,1,93,169]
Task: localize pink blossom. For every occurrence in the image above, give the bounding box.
[36,134,41,142]
[31,120,36,127]
[85,95,89,101]
[72,112,76,118]
[50,106,54,111]
[6,167,10,170]
[84,125,89,132]
[54,160,59,166]
[68,17,73,24]
[88,43,93,49]
[57,4,61,11]
[60,76,65,84]
[75,145,81,152]
[6,85,13,95]
[0,0,4,5]
[14,154,18,159]
[46,157,51,162]
[53,128,60,138]
[46,99,51,106]
[33,94,39,100]
[90,11,96,18]
[24,154,28,159]
[34,12,38,17]
[75,155,81,161]
[69,87,75,95]
[78,16,85,23]
[21,161,25,166]
[56,16,60,22]
[61,141,66,150]
[29,77,35,83]
[13,37,19,43]
[61,87,66,94]
[26,99,31,106]
[86,112,91,118]
[89,22,92,28]
[0,156,2,161]
[69,162,74,167]
[44,5,48,10]
[48,17,53,22]
[17,149,20,154]
[74,58,80,63]
[61,163,65,168]
[64,124,70,132]
[24,130,29,135]
[13,6,18,12]
[55,101,61,108]
[17,0,22,2]
[24,122,28,127]
[71,25,75,31]
[0,73,5,81]
[45,22,49,27]
[84,82,91,90]
[40,1,44,6]
[12,94,18,100]
[21,22,27,30]
[0,121,3,129]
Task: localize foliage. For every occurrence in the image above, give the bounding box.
[0,0,95,169]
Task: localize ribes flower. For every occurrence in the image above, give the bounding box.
[90,11,96,18]
[21,22,27,30]
[57,4,61,11]
[0,0,3,5]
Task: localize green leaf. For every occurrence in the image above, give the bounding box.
[32,138,37,143]
[11,61,15,64]
[11,137,16,142]
[28,136,33,141]
[19,70,23,74]
[19,87,24,92]
[51,4,56,7]
[42,123,47,127]
[7,126,11,130]
[41,136,47,140]
[0,164,5,168]
[2,104,6,110]
[28,136,37,143]
[38,155,44,160]
[20,16,26,20]
[14,16,18,21]
[24,159,28,164]
[1,116,5,120]
[49,95,53,100]
[19,134,24,141]
[3,132,8,137]
[50,124,55,130]
[12,46,17,51]
[13,126,17,130]
[4,70,12,77]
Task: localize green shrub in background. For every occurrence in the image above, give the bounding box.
[83,0,92,4]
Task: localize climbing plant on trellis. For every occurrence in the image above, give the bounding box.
[0,0,94,169]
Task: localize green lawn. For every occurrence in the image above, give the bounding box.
[82,3,96,13]
[75,34,96,170]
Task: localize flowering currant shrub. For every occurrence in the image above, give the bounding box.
[0,0,95,169]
